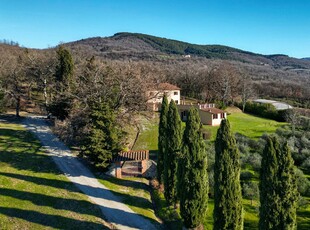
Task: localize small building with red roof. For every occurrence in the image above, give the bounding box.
[178,103,227,126]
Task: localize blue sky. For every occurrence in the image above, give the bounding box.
[0,0,309,58]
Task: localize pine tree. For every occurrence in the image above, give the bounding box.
[259,136,298,230]
[164,100,182,205]
[179,107,208,228]
[83,102,123,169]
[214,119,243,230]
[157,94,168,184]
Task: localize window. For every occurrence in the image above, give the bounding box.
[174,91,178,95]
[213,114,218,119]
[175,100,179,104]
[181,110,188,121]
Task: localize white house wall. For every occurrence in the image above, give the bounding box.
[147,90,180,104]
[178,104,227,126]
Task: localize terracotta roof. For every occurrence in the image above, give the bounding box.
[113,150,149,162]
[149,82,180,91]
[201,107,226,114]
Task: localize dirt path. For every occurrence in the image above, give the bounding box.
[22,116,158,230]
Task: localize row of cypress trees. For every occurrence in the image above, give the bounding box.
[157,94,298,229]
[158,95,208,228]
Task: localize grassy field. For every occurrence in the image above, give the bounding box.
[134,110,285,150]
[97,176,162,228]
[0,119,110,229]
[132,114,159,152]
[204,111,285,141]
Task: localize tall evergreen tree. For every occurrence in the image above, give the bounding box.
[259,136,281,230]
[278,143,298,229]
[214,119,243,230]
[55,46,74,92]
[49,46,74,119]
[157,94,168,184]
[259,136,298,230]
[82,102,123,169]
[178,107,208,228]
[164,100,182,205]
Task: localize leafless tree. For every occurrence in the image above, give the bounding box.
[239,71,254,112]
[285,109,300,137]
[208,62,240,107]
[25,50,57,108]
[1,53,28,117]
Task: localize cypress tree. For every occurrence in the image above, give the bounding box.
[259,136,281,229]
[259,136,298,230]
[157,94,168,184]
[214,119,243,230]
[278,143,298,229]
[55,46,74,92]
[179,107,208,228]
[48,46,74,119]
[164,100,182,205]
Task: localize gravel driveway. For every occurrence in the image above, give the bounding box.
[22,116,158,230]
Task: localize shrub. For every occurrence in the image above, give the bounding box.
[236,101,286,121]
[242,182,259,201]
[300,117,310,131]
[240,171,254,181]
[296,168,310,196]
[246,153,262,171]
[47,96,73,121]
[301,157,310,171]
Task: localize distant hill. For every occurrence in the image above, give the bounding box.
[1,32,309,109]
[1,32,310,95]
[65,32,310,71]
[302,57,310,61]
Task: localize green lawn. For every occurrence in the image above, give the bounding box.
[132,114,159,160]
[204,112,285,141]
[97,176,162,227]
[0,120,110,229]
[134,110,285,149]
[132,114,159,151]
[151,190,261,229]
[297,197,310,230]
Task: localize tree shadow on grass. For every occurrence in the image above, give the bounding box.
[0,186,162,228]
[0,187,103,218]
[297,208,310,230]
[0,128,62,174]
[0,117,161,229]
[0,172,161,229]
[0,172,154,212]
[243,203,259,230]
[243,203,259,214]
[243,220,258,230]
[102,175,151,191]
[0,207,108,230]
